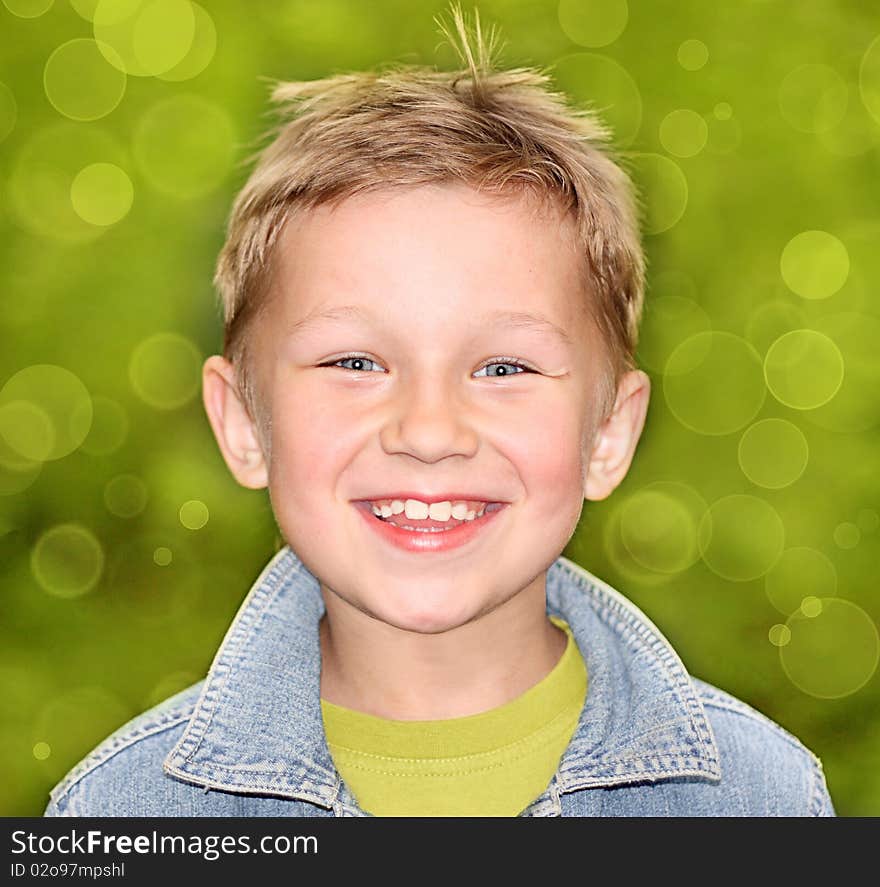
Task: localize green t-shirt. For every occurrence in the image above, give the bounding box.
[320,615,587,816]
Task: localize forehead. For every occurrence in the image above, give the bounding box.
[267,182,593,333]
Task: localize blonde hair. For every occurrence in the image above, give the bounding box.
[214,2,645,442]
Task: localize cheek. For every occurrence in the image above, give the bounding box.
[505,394,589,494]
[266,380,367,486]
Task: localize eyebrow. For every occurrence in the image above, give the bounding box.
[482,310,574,346]
[287,305,573,346]
[287,305,370,337]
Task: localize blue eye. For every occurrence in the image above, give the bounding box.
[474,360,533,378]
[327,356,385,372]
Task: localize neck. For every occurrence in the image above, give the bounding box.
[317,576,568,720]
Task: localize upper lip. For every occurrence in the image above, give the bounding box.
[357,493,506,504]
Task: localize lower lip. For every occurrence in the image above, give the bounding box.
[355,502,506,553]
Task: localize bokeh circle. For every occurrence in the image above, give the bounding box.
[93,0,196,77]
[769,624,792,647]
[663,332,766,435]
[3,0,54,17]
[833,522,860,549]
[781,599,879,699]
[619,484,705,574]
[132,93,235,198]
[104,474,148,518]
[557,0,628,48]
[106,531,202,626]
[179,499,208,530]
[745,299,806,355]
[129,333,201,409]
[9,122,126,242]
[551,53,642,147]
[763,329,845,410]
[780,230,849,300]
[778,63,848,133]
[70,163,134,226]
[677,39,708,71]
[631,153,688,234]
[637,295,711,374]
[76,396,128,456]
[738,418,809,489]
[659,109,708,158]
[765,547,837,615]
[858,33,880,125]
[0,365,92,461]
[43,38,126,121]
[31,523,104,598]
[698,494,785,581]
[804,313,880,432]
[156,2,216,82]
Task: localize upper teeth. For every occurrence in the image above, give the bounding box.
[370,498,486,521]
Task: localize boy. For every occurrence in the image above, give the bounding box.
[45,7,833,817]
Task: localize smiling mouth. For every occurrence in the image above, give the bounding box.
[356,499,505,532]
[374,505,504,532]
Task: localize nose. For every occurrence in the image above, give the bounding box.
[379,375,479,463]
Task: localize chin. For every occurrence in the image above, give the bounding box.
[363,586,489,636]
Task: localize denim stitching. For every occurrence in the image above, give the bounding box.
[693,679,824,763]
[164,551,342,800]
[549,557,721,784]
[553,558,717,747]
[160,767,334,810]
[167,761,341,809]
[49,707,195,807]
[809,754,832,816]
[557,767,719,793]
[166,549,301,767]
[695,675,832,813]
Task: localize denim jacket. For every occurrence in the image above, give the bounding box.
[44,546,835,817]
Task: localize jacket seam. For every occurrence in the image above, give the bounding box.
[168,550,299,766]
[552,557,720,769]
[49,710,194,808]
[808,754,831,816]
[560,765,724,790]
[695,689,823,762]
[160,767,335,811]
[693,682,832,815]
[556,559,714,726]
[164,760,338,810]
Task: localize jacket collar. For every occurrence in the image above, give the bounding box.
[164,546,720,811]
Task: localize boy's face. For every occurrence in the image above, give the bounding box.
[206,182,648,634]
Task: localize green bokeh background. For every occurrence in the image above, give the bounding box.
[2,0,879,816]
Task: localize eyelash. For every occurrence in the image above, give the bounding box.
[320,354,536,377]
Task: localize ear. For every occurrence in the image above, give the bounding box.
[584,369,651,501]
[202,355,268,489]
